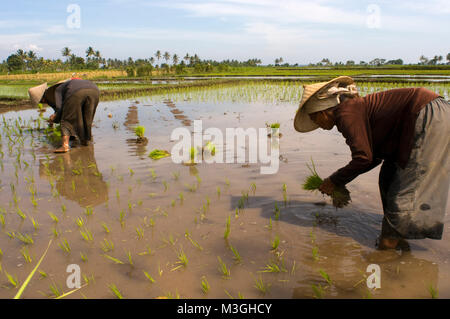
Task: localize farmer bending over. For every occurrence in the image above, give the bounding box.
[294,76,449,250]
[28,78,100,153]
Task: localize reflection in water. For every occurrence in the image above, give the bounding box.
[124,105,147,157]
[39,144,108,207]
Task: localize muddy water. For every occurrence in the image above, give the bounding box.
[0,86,449,299]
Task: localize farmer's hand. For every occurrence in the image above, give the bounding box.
[48,114,56,124]
[319,178,335,196]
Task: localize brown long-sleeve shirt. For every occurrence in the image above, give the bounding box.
[329,87,440,186]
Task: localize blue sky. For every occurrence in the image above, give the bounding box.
[0,0,449,64]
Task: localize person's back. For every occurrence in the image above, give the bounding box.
[333,87,439,185]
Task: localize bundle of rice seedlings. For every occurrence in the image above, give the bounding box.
[148,149,170,160]
[134,126,148,144]
[302,158,351,208]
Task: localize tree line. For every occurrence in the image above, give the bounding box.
[1,47,449,74]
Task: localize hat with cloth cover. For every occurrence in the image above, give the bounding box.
[294,76,356,132]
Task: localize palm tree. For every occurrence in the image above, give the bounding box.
[172,54,179,66]
[447,53,450,64]
[149,57,155,65]
[184,53,190,64]
[278,57,284,65]
[155,50,161,65]
[26,51,37,70]
[62,47,71,61]
[86,47,95,58]
[163,51,171,64]
[274,58,279,65]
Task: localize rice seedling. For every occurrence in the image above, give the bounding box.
[119,209,125,227]
[61,204,66,214]
[428,284,438,299]
[48,212,59,223]
[52,226,59,238]
[80,252,88,262]
[254,275,270,295]
[84,206,93,216]
[311,283,325,299]
[16,232,34,245]
[172,171,180,180]
[271,235,280,251]
[109,284,124,299]
[80,227,93,243]
[149,168,157,180]
[149,149,170,160]
[185,231,203,251]
[83,274,95,286]
[217,186,221,197]
[179,192,184,203]
[16,208,27,220]
[13,239,52,299]
[39,270,48,279]
[224,215,231,240]
[138,245,153,256]
[172,247,188,271]
[20,246,32,263]
[229,244,242,264]
[144,271,155,283]
[100,238,114,252]
[312,246,320,261]
[291,261,297,276]
[0,212,6,228]
[274,203,280,220]
[217,256,231,278]
[260,260,287,273]
[134,125,146,138]
[75,216,85,228]
[58,238,71,254]
[201,276,210,294]
[163,180,168,192]
[102,254,125,265]
[126,250,134,266]
[319,269,332,285]
[129,168,134,176]
[265,217,273,230]
[250,182,256,195]
[136,226,144,239]
[5,270,18,288]
[101,222,110,233]
[302,158,351,208]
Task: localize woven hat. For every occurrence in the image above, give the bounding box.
[294,76,354,132]
[28,83,48,108]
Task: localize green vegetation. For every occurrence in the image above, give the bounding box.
[148,149,171,160]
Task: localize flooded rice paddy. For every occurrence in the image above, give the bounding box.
[0,81,449,299]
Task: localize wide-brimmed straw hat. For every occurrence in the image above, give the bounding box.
[294,76,355,132]
[28,82,48,108]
